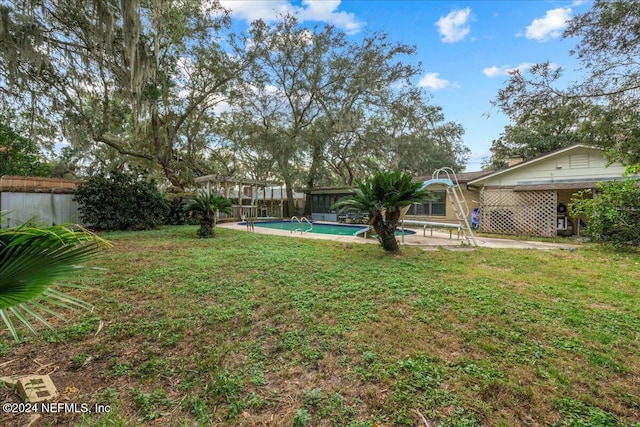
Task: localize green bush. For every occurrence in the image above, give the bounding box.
[570,178,640,246]
[75,171,169,231]
[164,193,198,225]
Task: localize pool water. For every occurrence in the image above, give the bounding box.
[241,221,415,236]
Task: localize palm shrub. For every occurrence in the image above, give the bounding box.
[184,194,233,238]
[0,221,110,341]
[333,170,434,254]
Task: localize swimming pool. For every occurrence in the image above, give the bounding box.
[241,220,415,236]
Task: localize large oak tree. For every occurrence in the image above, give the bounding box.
[491,0,640,172]
[225,15,467,214]
[0,0,245,189]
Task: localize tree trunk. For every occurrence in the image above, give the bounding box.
[377,228,400,253]
[285,182,296,217]
[304,137,323,216]
[372,211,401,254]
[278,165,296,217]
[151,111,185,190]
[198,216,214,238]
[345,162,355,187]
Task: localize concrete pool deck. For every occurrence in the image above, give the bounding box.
[218,221,578,250]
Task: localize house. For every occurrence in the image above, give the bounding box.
[309,170,491,224]
[407,170,490,224]
[467,144,638,237]
[310,144,638,238]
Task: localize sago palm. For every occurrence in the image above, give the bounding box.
[334,170,434,254]
[0,221,110,341]
[184,193,233,238]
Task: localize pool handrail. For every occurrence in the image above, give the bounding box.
[290,216,313,234]
[290,216,300,233]
[300,216,313,233]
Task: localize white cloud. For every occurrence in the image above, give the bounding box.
[482,63,534,77]
[219,0,291,22]
[483,62,559,77]
[435,8,472,43]
[219,0,364,34]
[299,1,362,34]
[212,99,232,115]
[418,72,453,90]
[482,66,504,78]
[265,84,280,94]
[525,7,572,41]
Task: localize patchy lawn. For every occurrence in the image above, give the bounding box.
[2,226,639,426]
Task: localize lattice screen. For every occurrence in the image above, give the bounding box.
[479,189,557,237]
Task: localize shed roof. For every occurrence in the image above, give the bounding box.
[0,175,78,193]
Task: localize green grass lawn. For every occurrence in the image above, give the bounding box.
[2,226,639,426]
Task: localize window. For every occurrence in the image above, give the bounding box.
[406,191,446,216]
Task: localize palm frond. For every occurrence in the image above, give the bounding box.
[333,170,434,215]
[0,223,110,340]
[184,193,233,216]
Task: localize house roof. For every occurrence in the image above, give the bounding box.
[467,143,603,187]
[414,170,492,184]
[451,170,494,182]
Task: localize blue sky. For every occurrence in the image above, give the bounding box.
[219,0,592,171]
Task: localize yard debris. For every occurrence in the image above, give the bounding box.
[414,408,436,426]
[59,386,80,401]
[33,358,57,375]
[0,358,18,369]
[95,319,104,336]
[22,413,42,427]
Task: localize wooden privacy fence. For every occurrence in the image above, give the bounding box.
[0,176,81,228]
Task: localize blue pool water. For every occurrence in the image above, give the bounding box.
[241,221,415,236]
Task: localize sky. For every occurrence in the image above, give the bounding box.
[219,0,592,171]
